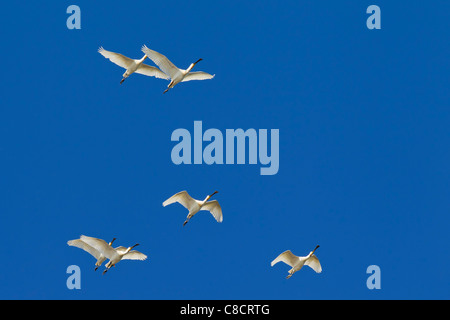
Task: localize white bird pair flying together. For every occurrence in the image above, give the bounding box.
[67,237,117,271]
[98,45,214,93]
[163,190,223,226]
[271,245,322,279]
[68,235,147,274]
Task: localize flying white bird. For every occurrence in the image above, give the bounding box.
[141,45,215,94]
[79,235,147,275]
[163,190,222,226]
[98,47,170,84]
[67,237,117,271]
[271,245,322,279]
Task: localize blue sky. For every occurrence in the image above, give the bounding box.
[0,1,449,299]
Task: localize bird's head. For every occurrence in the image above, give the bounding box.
[210,191,219,198]
[205,191,219,202]
[187,59,203,73]
[311,245,320,255]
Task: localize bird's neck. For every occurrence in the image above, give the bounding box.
[201,195,211,205]
[203,191,217,204]
[309,246,319,257]
[138,55,148,64]
[125,247,132,254]
[186,63,196,74]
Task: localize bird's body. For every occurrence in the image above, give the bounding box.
[67,237,116,271]
[163,190,222,226]
[79,235,147,275]
[271,245,322,279]
[98,47,169,84]
[141,45,214,93]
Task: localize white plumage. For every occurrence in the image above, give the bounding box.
[271,245,322,279]
[79,235,147,275]
[67,237,116,271]
[98,47,169,84]
[141,45,214,93]
[163,190,222,226]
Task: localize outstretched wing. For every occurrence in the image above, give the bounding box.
[122,250,148,261]
[271,250,299,267]
[201,200,223,223]
[163,191,198,212]
[113,246,128,255]
[141,45,182,79]
[305,254,322,273]
[182,71,215,82]
[68,239,102,260]
[98,47,133,69]
[135,63,170,80]
[80,235,119,260]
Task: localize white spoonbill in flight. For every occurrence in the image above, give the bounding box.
[163,190,222,226]
[271,245,322,279]
[67,237,117,271]
[79,235,147,275]
[98,47,169,84]
[141,45,215,94]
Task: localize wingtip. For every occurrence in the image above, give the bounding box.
[79,234,89,241]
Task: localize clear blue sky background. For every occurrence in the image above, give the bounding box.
[0,1,448,299]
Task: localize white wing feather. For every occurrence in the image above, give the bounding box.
[114,246,147,260]
[141,45,182,79]
[182,71,215,82]
[98,47,133,69]
[80,235,119,260]
[201,200,223,222]
[305,254,322,273]
[67,239,102,260]
[135,64,170,80]
[122,251,148,261]
[271,250,299,267]
[114,246,128,255]
[163,191,198,212]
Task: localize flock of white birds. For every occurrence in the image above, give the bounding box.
[68,46,322,279]
[98,45,215,93]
